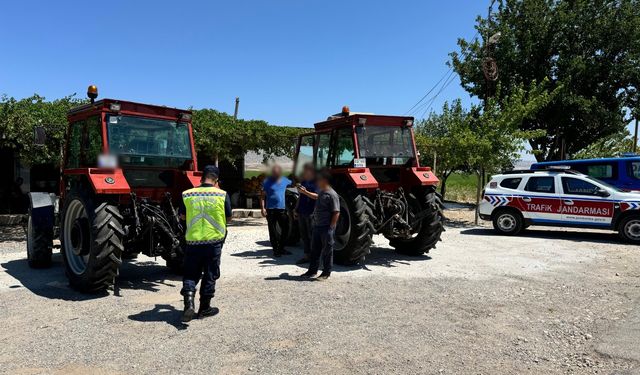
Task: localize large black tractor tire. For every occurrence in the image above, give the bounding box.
[389,186,445,256]
[60,190,124,293]
[334,193,375,265]
[26,215,53,268]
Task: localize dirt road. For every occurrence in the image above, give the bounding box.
[0,211,638,374]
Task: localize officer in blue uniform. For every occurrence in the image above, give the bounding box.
[180,165,232,322]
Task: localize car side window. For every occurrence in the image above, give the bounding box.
[500,178,522,189]
[561,177,600,196]
[524,176,555,193]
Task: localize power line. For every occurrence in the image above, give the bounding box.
[420,72,457,119]
[405,68,451,115]
[405,30,481,117]
[410,69,455,117]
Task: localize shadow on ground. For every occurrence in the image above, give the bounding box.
[234,240,433,280]
[128,303,187,330]
[460,227,621,244]
[2,253,180,301]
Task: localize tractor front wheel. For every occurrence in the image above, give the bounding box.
[389,186,445,256]
[60,191,124,292]
[333,193,374,265]
[26,214,53,268]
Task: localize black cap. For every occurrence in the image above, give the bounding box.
[202,165,220,179]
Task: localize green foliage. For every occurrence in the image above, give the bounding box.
[572,128,637,159]
[416,81,554,197]
[450,0,640,161]
[0,94,86,166]
[191,108,306,163]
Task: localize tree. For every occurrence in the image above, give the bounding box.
[0,94,85,166]
[415,100,475,198]
[192,108,306,164]
[572,128,636,159]
[450,0,640,161]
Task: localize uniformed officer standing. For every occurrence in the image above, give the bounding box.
[180,165,231,322]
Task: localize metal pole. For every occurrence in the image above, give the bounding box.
[233,97,240,120]
[634,117,638,154]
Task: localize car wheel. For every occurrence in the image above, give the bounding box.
[492,210,524,235]
[618,215,640,244]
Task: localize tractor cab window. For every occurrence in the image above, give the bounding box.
[333,128,355,167]
[65,116,103,168]
[355,126,415,166]
[295,135,315,176]
[106,115,192,167]
[315,133,331,169]
[65,122,83,168]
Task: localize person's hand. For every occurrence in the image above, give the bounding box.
[293,211,299,219]
[297,185,307,194]
[261,208,267,217]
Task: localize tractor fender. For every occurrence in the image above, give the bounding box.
[346,168,378,189]
[28,192,55,229]
[66,168,131,194]
[410,167,439,186]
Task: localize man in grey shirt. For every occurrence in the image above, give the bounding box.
[297,169,340,280]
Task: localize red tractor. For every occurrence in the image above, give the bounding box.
[289,107,445,264]
[27,86,201,292]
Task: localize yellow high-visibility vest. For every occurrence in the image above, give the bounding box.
[182,186,227,244]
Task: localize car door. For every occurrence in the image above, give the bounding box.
[519,175,561,223]
[559,176,614,226]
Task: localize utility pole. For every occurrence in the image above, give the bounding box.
[233,97,240,120]
[476,0,499,225]
[634,117,638,154]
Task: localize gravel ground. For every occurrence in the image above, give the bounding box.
[0,208,639,375]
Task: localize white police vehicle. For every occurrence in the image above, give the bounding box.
[479,167,640,243]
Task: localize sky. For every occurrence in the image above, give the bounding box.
[0,0,487,128]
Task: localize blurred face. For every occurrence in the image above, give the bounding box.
[302,166,315,181]
[317,176,329,190]
[271,165,282,178]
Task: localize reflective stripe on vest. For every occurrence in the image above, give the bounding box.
[183,187,227,245]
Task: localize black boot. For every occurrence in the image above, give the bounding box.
[181,291,196,322]
[197,296,219,318]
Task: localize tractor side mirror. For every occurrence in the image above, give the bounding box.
[34,126,47,146]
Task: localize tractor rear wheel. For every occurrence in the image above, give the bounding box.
[60,190,124,292]
[26,214,53,268]
[389,186,445,256]
[334,193,374,265]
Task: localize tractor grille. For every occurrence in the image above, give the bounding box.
[123,169,175,188]
[369,168,401,184]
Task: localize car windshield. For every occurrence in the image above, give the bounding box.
[355,126,415,159]
[107,115,192,167]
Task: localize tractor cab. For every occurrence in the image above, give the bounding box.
[62,87,201,204]
[26,86,200,292]
[290,107,445,265]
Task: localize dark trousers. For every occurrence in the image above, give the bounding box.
[308,225,334,274]
[298,214,313,256]
[181,241,222,298]
[266,209,289,254]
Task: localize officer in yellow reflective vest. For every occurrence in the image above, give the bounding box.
[180,165,231,322]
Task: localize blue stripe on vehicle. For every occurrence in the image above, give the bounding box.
[530,218,610,227]
[484,193,624,203]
